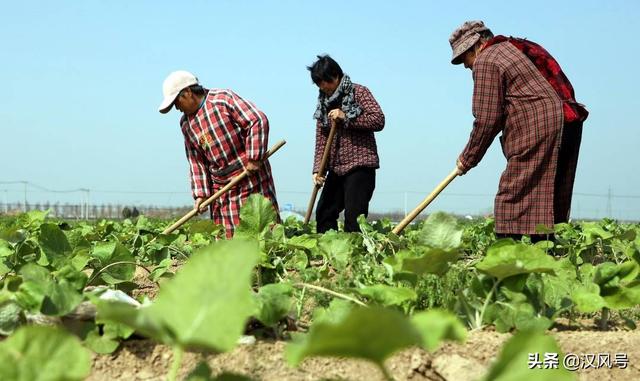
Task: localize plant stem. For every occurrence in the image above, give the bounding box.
[256,268,263,288]
[168,246,189,260]
[296,285,307,320]
[475,279,501,331]
[86,261,149,286]
[379,363,395,381]
[599,307,610,330]
[294,283,367,307]
[167,346,184,381]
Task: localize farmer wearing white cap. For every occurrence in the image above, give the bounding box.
[159,71,279,238]
[449,21,588,241]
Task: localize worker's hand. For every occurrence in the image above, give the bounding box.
[194,198,208,214]
[312,173,325,187]
[456,159,468,176]
[328,108,345,122]
[245,159,261,173]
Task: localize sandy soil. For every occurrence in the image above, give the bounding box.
[88,329,640,381]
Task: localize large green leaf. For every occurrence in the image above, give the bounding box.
[482,330,575,381]
[588,261,640,310]
[318,231,353,271]
[311,299,353,325]
[21,210,49,229]
[0,226,27,245]
[188,220,221,235]
[18,264,82,316]
[602,280,640,310]
[283,250,308,271]
[84,329,120,354]
[582,222,614,244]
[236,194,277,238]
[254,283,294,327]
[90,242,136,284]
[40,280,83,316]
[410,309,466,351]
[594,261,639,291]
[37,223,72,267]
[0,300,22,335]
[98,239,259,351]
[0,239,12,258]
[0,325,91,381]
[484,289,552,333]
[539,259,578,310]
[286,306,422,367]
[417,212,463,250]
[398,247,459,276]
[91,241,118,263]
[476,240,558,280]
[356,284,417,307]
[571,283,606,313]
[287,235,318,250]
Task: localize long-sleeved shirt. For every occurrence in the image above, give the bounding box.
[313,84,385,176]
[457,41,576,234]
[180,89,278,238]
[181,89,269,198]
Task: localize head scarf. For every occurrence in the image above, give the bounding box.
[313,74,362,128]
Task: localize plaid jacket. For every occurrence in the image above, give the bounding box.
[458,41,577,234]
[181,89,279,238]
[313,84,385,176]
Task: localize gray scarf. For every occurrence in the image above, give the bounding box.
[313,75,362,129]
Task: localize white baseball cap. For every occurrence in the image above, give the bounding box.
[158,70,199,113]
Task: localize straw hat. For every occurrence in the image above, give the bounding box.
[449,20,490,65]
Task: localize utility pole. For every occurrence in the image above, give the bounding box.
[404,192,408,217]
[22,181,27,212]
[606,187,612,218]
[86,189,91,220]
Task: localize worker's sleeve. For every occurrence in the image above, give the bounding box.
[183,137,211,199]
[343,85,385,132]
[458,58,505,172]
[312,120,328,174]
[227,90,269,161]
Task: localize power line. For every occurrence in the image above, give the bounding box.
[3,180,640,199]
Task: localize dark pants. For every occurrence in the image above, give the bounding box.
[496,233,552,243]
[316,167,376,233]
[554,121,583,224]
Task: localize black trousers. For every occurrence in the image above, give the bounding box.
[316,167,376,233]
[496,233,552,243]
[554,121,583,224]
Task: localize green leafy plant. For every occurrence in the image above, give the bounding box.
[0,325,91,381]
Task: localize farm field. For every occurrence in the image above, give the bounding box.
[1,195,640,381]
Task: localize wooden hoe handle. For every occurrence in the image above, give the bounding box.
[162,140,287,234]
[304,121,338,224]
[391,168,459,235]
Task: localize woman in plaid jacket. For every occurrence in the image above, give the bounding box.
[449,21,588,241]
[308,55,385,233]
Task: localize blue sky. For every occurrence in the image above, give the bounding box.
[1,0,639,219]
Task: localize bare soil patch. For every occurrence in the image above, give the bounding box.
[89,330,640,381]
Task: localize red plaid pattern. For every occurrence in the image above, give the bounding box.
[485,36,588,123]
[181,89,279,238]
[458,42,583,234]
[313,84,385,175]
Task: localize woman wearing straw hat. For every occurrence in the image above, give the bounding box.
[449,21,588,241]
[158,70,279,238]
